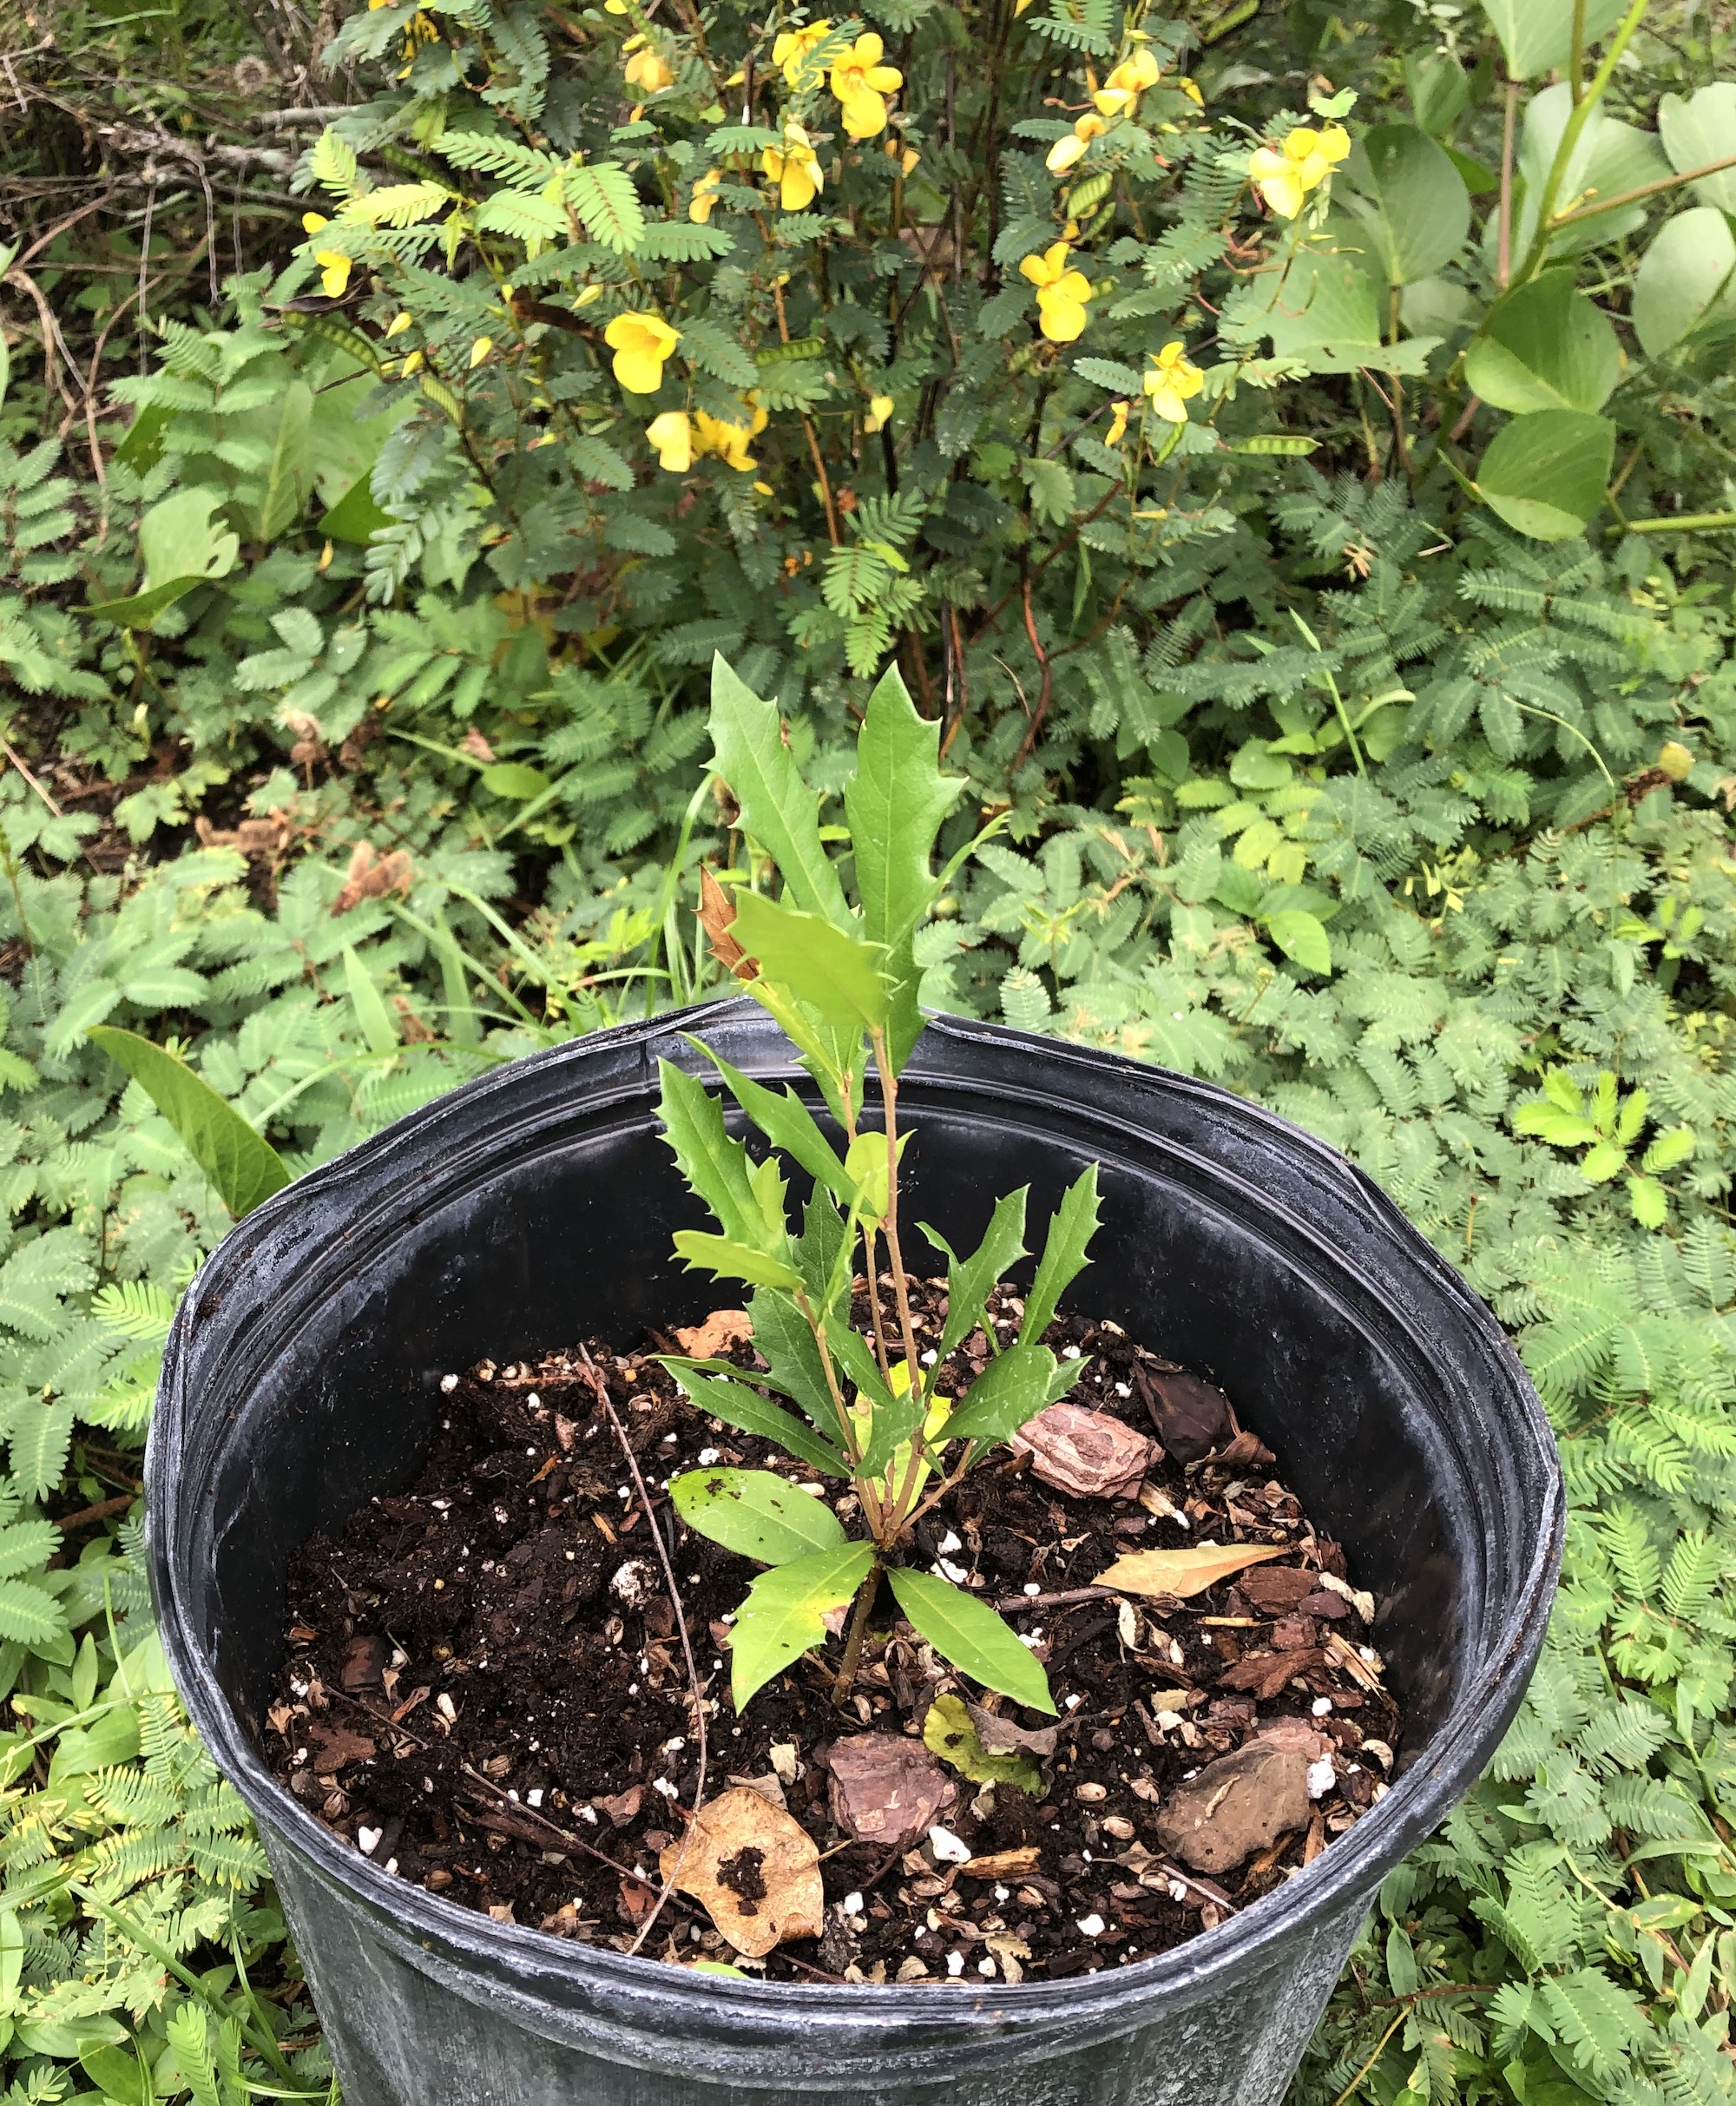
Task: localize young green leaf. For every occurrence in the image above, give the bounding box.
[938,1342,1070,1446]
[708,655,850,926]
[885,1567,1056,1714]
[671,1468,849,1564]
[729,890,891,1032]
[749,1287,850,1438]
[857,1383,927,1477]
[672,1232,803,1291]
[1020,1165,1101,1346]
[659,1364,847,1477]
[793,1189,848,1309]
[730,1542,877,1709]
[89,1027,290,1219]
[823,1313,898,1414]
[844,663,963,1070]
[694,1041,852,1201]
[342,945,399,1056]
[657,1059,763,1247]
[924,1188,1029,1357]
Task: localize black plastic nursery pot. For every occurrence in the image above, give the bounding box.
[147,999,1563,2106]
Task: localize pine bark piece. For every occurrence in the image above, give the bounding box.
[1011,1402,1157,1500]
[1154,1746,1311,1874]
[339,1635,389,1691]
[1138,1370,1231,1464]
[827,1734,956,1847]
[1215,1648,1325,1700]
[660,1787,825,1958]
[305,1720,375,1774]
[1234,1564,1320,1615]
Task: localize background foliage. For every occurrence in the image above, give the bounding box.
[2,0,1736,2100]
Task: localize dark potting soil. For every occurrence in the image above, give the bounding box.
[264,1283,1404,1985]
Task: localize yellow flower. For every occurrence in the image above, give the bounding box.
[301,212,331,234]
[884,138,920,175]
[1020,240,1094,343]
[469,336,492,369]
[647,411,694,472]
[401,349,424,376]
[689,168,722,224]
[313,251,352,298]
[1142,340,1203,423]
[385,310,414,338]
[623,44,674,93]
[830,32,902,140]
[1105,400,1128,447]
[1047,111,1108,176]
[772,19,832,88]
[1014,0,1036,13]
[1180,76,1204,107]
[1093,45,1161,118]
[1247,123,1349,219]
[693,409,760,472]
[762,123,824,212]
[603,310,681,394]
[864,393,895,433]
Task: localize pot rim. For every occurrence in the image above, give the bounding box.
[148,1000,1563,2023]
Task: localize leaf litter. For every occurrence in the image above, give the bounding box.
[264,1280,1403,1982]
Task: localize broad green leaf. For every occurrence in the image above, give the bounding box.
[885,1567,1056,1714]
[88,490,240,629]
[1464,272,1622,413]
[319,470,394,544]
[253,380,314,542]
[1020,1165,1101,1346]
[1340,124,1470,284]
[342,945,398,1056]
[1505,86,1670,263]
[923,1693,1042,1793]
[79,2046,146,2106]
[924,1188,1029,1358]
[940,1341,1070,1445]
[657,1058,761,1246]
[1659,84,1736,214]
[1476,0,1626,78]
[89,1027,290,1217]
[481,762,553,800]
[695,1042,851,1200]
[844,664,962,1071]
[729,889,891,1033]
[708,655,849,925]
[1407,49,1469,139]
[1477,410,1614,541]
[1631,208,1736,357]
[659,1364,847,1477]
[672,1231,802,1291]
[1266,908,1333,976]
[1259,240,1441,375]
[671,1467,848,1564]
[730,1542,876,1708]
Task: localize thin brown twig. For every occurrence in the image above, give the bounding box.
[3,742,62,818]
[1011,576,1054,774]
[578,1346,707,1958]
[458,1763,642,1882]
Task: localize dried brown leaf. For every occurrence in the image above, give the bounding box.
[698,868,755,980]
[673,1309,753,1359]
[660,1786,824,1958]
[1093,1541,1289,1599]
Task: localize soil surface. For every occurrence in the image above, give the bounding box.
[264,1283,1404,1984]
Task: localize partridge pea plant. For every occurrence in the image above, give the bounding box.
[660,657,1099,1716]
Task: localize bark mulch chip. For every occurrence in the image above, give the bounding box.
[265,1281,1403,1984]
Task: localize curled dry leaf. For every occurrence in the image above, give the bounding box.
[673,1308,753,1359]
[1012,1402,1156,1500]
[827,1734,956,1847]
[1315,1570,1376,1622]
[1093,1540,1289,1599]
[1244,1716,1333,1761]
[1154,1746,1311,1875]
[1325,1630,1386,1690]
[596,1785,643,1827]
[332,840,413,917]
[1135,1368,1232,1464]
[965,1701,1059,1760]
[985,1932,1033,1983]
[304,1721,375,1774]
[660,1786,825,1958]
